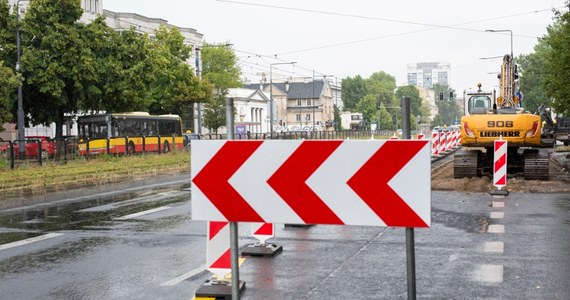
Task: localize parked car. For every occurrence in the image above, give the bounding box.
[183,133,203,150]
[0,136,57,159]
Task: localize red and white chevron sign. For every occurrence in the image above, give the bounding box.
[192,140,431,228]
[207,221,231,278]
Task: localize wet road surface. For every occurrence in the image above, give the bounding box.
[0,181,568,299]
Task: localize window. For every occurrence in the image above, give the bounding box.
[307,99,312,106]
[297,99,302,106]
[296,114,301,121]
[305,114,311,121]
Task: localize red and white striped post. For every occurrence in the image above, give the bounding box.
[431,131,439,156]
[438,131,445,154]
[206,221,231,280]
[493,139,507,190]
[417,133,425,140]
[251,223,274,245]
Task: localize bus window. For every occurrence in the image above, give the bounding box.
[468,96,491,114]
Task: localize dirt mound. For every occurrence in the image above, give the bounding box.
[432,159,570,193]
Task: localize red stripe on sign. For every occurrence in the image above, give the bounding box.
[496,174,506,186]
[209,221,227,240]
[348,141,428,228]
[494,153,506,173]
[268,140,344,224]
[210,249,231,269]
[193,141,264,222]
[254,223,273,235]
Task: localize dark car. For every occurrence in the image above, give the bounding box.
[183,133,203,150]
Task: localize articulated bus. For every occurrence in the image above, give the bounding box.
[77,112,185,156]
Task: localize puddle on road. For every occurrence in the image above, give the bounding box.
[0,187,189,246]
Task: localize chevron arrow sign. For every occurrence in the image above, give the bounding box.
[191,140,431,228]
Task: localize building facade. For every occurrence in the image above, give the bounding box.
[407,62,450,88]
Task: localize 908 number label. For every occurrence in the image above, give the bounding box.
[487,121,513,127]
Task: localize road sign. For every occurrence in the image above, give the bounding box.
[192,140,431,228]
[493,139,507,189]
[206,221,231,279]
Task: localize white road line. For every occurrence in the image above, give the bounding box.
[492,201,505,208]
[484,241,504,253]
[490,212,504,219]
[0,233,64,251]
[488,224,505,234]
[114,206,172,220]
[473,264,503,283]
[160,264,207,286]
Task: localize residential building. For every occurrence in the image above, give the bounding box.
[407,62,450,89]
[245,79,335,132]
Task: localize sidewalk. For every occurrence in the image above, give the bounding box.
[0,172,191,212]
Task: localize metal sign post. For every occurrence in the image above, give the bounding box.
[402,96,417,300]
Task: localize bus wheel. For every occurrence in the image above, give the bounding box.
[128,142,135,155]
[163,141,170,153]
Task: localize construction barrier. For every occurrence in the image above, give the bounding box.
[493,139,507,189]
[431,131,439,156]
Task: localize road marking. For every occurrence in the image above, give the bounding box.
[488,224,505,234]
[490,212,504,219]
[161,264,208,287]
[114,206,172,220]
[484,241,504,253]
[492,201,504,208]
[161,258,246,287]
[473,264,503,283]
[0,233,64,251]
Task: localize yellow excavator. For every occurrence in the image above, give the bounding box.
[454,54,549,180]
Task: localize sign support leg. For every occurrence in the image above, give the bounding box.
[406,227,417,300]
[230,222,240,299]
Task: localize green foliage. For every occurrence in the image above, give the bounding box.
[0,62,19,127]
[148,25,213,116]
[517,42,550,114]
[395,85,423,118]
[341,75,366,112]
[366,71,396,95]
[433,84,461,125]
[333,105,341,130]
[200,43,242,133]
[20,0,88,137]
[542,7,570,115]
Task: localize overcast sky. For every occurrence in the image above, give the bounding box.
[105,0,567,94]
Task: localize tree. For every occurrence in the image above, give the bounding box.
[341,75,366,112]
[20,0,93,138]
[395,85,423,119]
[366,71,396,95]
[517,42,550,114]
[201,43,241,132]
[148,25,212,116]
[433,84,461,125]
[542,6,570,115]
[0,62,19,128]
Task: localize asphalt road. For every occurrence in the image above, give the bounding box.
[0,176,568,299]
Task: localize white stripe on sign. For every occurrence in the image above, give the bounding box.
[490,212,504,219]
[488,224,505,234]
[473,264,503,283]
[0,233,64,251]
[230,141,304,223]
[484,241,504,253]
[114,206,171,220]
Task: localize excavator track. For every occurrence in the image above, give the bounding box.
[524,150,549,180]
[453,149,479,178]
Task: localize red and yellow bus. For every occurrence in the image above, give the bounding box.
[77,112,185,156]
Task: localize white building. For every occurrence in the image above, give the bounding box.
[407,62,450,88]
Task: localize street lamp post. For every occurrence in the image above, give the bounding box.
[16,0,29,159]
[269,61,296,134]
